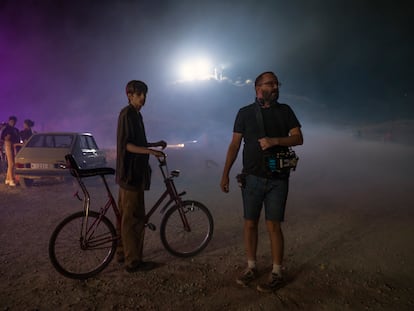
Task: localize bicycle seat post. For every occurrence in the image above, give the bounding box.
[76,175,91,215]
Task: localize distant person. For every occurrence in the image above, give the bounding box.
[1,116,20,187]
[20,119,35,143]
[0,122,6,145]
[0,122,7,166]
[220,71,303,292]
[116,80,167,272]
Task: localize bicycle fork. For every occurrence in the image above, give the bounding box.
[145,177,191,232]
[167,179,192,233]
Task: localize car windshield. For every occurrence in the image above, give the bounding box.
[26,135,74,148]
[79,135,99,150]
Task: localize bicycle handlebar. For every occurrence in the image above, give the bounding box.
[156,154,179,179]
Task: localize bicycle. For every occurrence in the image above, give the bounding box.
[48,153,214,279]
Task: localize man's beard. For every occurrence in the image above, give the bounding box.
[262,90,279,102]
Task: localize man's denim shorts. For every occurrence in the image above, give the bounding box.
[241,174,289,222]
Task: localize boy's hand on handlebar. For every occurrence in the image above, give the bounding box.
[152,150,166,159]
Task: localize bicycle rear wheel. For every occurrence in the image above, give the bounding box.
[49,211,117,279]
[160,200,213,257]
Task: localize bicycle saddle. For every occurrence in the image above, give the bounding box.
[65,154,115,178]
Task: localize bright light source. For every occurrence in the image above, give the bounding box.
[167,143,185,149]
[178,58,214,81]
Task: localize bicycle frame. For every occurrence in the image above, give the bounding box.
[73,173,120,249]
[73,156,190,247]
[144,158,191,231]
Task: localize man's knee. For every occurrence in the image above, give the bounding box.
[266,220,282,233]
[244,219,259,231]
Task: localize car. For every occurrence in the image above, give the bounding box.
[15,132,107,187]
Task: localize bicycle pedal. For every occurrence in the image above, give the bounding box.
[146,223,156,231]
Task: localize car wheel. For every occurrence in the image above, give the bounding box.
[20,178,34,188]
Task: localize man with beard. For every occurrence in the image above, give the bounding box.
[220,71,303,292]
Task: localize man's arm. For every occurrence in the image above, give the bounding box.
[258,127,303,151]
[220,132,242,193]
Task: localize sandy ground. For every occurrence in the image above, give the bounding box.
[1,128,414,310]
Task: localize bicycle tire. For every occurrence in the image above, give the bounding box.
[49,211,117,279]
[160,200,213,257]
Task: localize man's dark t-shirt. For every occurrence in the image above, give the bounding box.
[233,101,301,179]
[116,104,150,191]
[1,125,20,144]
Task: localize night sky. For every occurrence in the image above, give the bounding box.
[1,0,412,147]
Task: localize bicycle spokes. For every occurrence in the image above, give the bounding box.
[49,211,118,279]
[160,200,213,257]
[81,231,116,250]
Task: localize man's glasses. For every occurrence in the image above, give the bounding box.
[259,81,282,88]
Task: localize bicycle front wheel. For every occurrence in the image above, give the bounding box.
[160,200,214,257]
[49,211,118,279]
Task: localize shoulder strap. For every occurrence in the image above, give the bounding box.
[254,102,266,138]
